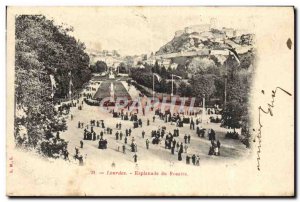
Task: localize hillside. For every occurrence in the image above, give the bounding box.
[156,28,254,56]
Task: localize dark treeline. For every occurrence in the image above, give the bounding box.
[130,52,255,137]
[15,15,91,156]
[90,60,107,73]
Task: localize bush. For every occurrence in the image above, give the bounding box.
[38,138,68,159]
[225,132,239,139]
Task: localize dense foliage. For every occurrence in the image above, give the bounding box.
[130,50,255,136]
[90,61,107,73]
[15,15,91,156]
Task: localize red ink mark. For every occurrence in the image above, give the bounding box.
[9,156,14,174]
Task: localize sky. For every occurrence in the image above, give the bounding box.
[13,7,255,56]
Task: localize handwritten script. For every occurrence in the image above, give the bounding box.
[256,87,292,171]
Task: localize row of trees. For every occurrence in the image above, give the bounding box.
[130,67,176,94]
[130,51,254,134]
[130,56,227,102]
[15,15,91,155]
[90,61,107,73]
[151,61,188,80]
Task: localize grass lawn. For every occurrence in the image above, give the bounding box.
[93,80,131,100]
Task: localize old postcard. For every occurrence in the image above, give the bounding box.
[6,7,295,196]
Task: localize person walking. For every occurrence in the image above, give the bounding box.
[146,139,149,149]
[134,143,138,152]
[115,131,119,140]
[184,144,188,153]
[171,146,175,155]
[184,134,187,144]
[129,128,132,136]
[192,154,196,165]
[187,134,191,144]
[216,140,221,156]
[178,151,182,161]
[133,153,138,163]
[196,155,200,166]
[176,142,180,152]
[122,144,126,154]
[93,132,96,141]
[186,155,190,165]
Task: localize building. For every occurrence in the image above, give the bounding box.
[184,24,211,34]
[132,55,144,66]
[199,31,214,39]
[157,58,172,67]
[222,27,235,38]
[145,55,156,66]
[175,30,185,37]
[88,49,123,68]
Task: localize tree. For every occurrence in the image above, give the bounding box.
[190,74,216,100]
[117,62,128,73]
[221,56,253,132]
[160,66,168,78]
[221,100,243,129]
[213,76,225,104]
[187,57,216,75]
[153,61,160,74]
[178,81,192,97]
[124,56,134,68]
[15,15,90,156]
[170,64,188,79]
[94,61,107,73]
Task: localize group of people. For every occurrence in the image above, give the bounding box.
[208,139,221,156]
[83,128,97,141]
[73,92,224,166]
[116,122,122,130]
[183,134,191,144]
[83,92,94,99]
[114,131,124,140]
[57,99,80,116]
[98,139,108,149]
[79,120,112,150]
[154,109,208,130]
[74,147,84,166]
[151,128,165,144]
[186,154,200,166]
[88,120,105,128]
[113,110,145,130]
[162,129,185,161]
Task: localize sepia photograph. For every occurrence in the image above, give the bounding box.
[6,6,295,197]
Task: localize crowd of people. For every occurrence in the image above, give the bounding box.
[74,107,223,165]
[63,90,227,167]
